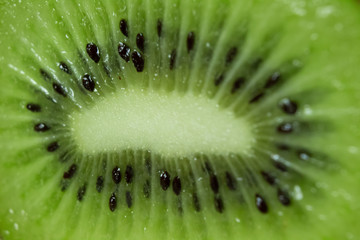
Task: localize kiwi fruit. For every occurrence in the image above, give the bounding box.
[0,0,360,239]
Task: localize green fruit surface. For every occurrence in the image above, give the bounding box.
[0,0,360,240]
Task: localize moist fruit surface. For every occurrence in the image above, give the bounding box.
[0,0,360,239]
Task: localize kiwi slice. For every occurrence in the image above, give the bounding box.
[1,0,360,239]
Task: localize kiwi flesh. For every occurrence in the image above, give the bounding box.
[0,0,360,239]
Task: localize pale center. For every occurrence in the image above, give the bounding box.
[71,89,253,157]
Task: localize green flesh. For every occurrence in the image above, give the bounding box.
[1,0,360,239]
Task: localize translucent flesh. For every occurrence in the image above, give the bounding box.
[0,0,360,240]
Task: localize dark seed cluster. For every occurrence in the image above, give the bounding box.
[169,49,177,70]
[120,19,129,37]
[131,51,145,72]
[225,171,236,190]
[210,174,219,194]
[278,189,291,206]
[214,196,224,213]
[63,164,77,179]
[160,170,171,191]
[136,33,145,52]
[265,72,281,88]
[126,191,132,208]
[86,43,101,63]
[125,165,134,184]
[82,74,95,92]
[27,16,311,218]
[118,42,131,62]
[249,92,265,104]
[157,19,162,37]
[277,122,294,133]
[77,184,87,201]
[172,176,182,195]
[187,32,195,52]
[109,193,117,212]
[96,176,104,193]
[231,77,245,94]
[297,150,311,161]
[34,123,50,132]
[279,98,298,115]
[47,142,59,152]
[255,194,268,213]
[260,171,276,186]
[112,166,122,184]
[274,161,288,172]
[59,62,71,74]
[52,83,66,97]
[26,103,41,112]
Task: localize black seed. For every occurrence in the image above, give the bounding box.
[47,142,59,152]
[214,74,224,86]
[132,50,145,72]
[136,33,145,52]
[53,83,66,97]
[249,92,265,103]
[59,62,71,74]
[255,194,268,213]
[265,72,281,88]
[40,69,51,81]
[86,43,100,63]
[112,166,122,184]
[34,123,50,132]
[277,143,291,151]
[274,162,288,172]
[225,171,236,190]
[63,164,77,179]
[279,98,298,115]
[109,193,117,212]
[143,180,151,198]
[157,19,162,37]
[193,193,201,212]
[26,103,41,112]
[210,174,219,194]
[126,191,132,208]
[118,42,131,62]
[187,31,195,52]
[120,19,129,37]
[278,189,291,206]
[260,171,276,186]
[231,77,245,94]
[277,122,294,133]
[214,196,224,213]
[172,176,182,195]
[77,184,87,201]
[125,165,134,184]
[82,74,95,92]
[297,149,311,161]
[226,47,237,65]
[96,176,104,193]
[160,170,171,191]
[169,49,176,70]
